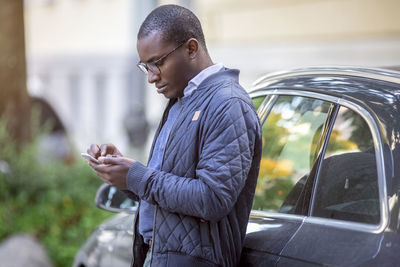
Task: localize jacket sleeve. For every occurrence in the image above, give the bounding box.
[126,97,259,222]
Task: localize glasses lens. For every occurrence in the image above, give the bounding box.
[137,63,148,74]
[137,62,160,75]
[147,63,160,75]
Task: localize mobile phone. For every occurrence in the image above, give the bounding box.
[81,152,100,164]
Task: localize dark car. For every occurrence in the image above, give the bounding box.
[74,66,400,267]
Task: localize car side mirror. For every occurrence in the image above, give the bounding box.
[95,183,138,213]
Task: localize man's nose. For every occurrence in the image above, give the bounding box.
[147,70,159,84]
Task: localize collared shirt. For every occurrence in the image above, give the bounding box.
[183,63,223,98]
[138,63,224,243]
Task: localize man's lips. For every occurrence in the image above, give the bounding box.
[156,85,167,94]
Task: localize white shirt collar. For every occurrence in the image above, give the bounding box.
[182,63,224,98]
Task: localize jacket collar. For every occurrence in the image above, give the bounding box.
[178,67,240,105]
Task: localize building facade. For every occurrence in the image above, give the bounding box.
[24,0,400,158]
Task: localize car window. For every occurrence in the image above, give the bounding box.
[311,106,380,224]
[253,95,332,214]
[252,96,266,111]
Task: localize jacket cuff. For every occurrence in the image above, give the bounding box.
[126,161,152,197]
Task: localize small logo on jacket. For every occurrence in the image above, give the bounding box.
[192,110,201,121]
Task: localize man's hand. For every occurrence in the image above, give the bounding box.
[87,143,123,159]
[88,156,136,190]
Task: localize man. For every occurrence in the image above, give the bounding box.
[87,4,262,267]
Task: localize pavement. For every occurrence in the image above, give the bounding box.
[0,234,53,267]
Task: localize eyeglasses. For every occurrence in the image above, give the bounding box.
[137,42,185,75]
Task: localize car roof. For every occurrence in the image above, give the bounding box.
[381,65,400,72]
[250,66,400,109]
[252,66,400,89]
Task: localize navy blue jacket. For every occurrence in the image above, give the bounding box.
[126,68,262,266]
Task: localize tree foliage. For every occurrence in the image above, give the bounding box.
[0,117,112,267]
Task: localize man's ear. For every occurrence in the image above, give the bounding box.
[187,38,199,59]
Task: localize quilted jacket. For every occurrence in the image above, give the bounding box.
[126,68,262,266]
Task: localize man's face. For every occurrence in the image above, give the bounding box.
[137,32,190,99]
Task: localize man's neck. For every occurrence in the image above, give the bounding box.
[189,55,214,81]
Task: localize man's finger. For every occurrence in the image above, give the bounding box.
[97,173,111,185]
[88,160,101,169]
[99,156,122,165]
[96,171,108,181]
[88,144,100,157]
[88,161,112,173]
[100,144,108,156]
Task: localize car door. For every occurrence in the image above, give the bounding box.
[241,93,337,266]
[277,98,388,266]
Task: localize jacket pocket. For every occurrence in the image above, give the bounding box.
[199,220,212,247]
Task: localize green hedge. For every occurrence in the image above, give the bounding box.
[0,118,112,266]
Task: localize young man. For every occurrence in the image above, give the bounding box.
[87,4,262,267]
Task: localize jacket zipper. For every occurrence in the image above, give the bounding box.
[149,205,157,266]
[146,99,179,266]
[130,201,140,267]
[131,100,176,267]
[149,100,187,266]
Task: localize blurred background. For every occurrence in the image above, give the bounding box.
[23,0,400,156]
[1,0,399,266]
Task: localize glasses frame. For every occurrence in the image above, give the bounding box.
[137,41,186,75]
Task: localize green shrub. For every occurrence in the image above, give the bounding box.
[0,117,112,267]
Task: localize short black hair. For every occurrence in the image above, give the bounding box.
[138,4,207,48]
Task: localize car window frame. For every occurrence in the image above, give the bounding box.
[250,88,389,234]
[253,94,335,215]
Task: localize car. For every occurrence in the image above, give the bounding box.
[74,66,400,267]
